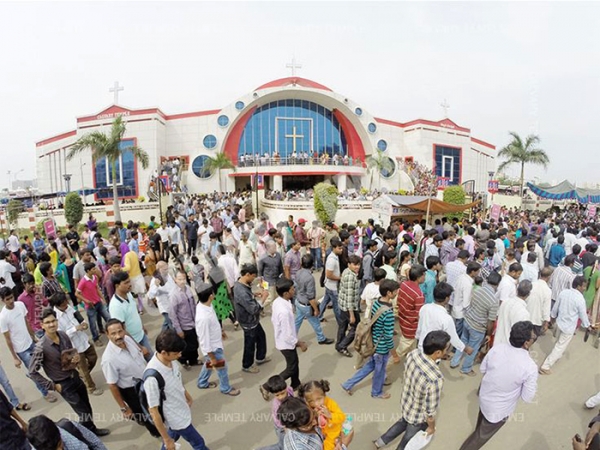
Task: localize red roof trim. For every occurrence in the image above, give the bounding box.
[255,77,332,92]
[374,117,471,133]
[222,106,258,165]
[36,130,76,147]
[333,109,365,163]
[471,137,495,150]
[164,110,220,120]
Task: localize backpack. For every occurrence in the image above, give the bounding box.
[136,368,166,427]
[354,304,390,361]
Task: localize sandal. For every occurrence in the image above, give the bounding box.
[338,348,352,358]
[16,403,31,411]
[199,381,218,389]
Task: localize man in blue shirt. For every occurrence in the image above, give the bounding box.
[420,256,441,304]
[548,235,566,267]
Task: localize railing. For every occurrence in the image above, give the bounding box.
[261,198,373,210]
[238,155,365,168]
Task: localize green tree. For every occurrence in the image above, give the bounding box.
[497,132,550,197]
[66,115,150,222]
[64,192,84,226]
[203,152,236,192]
[443,185,467,220]
[6,199,24,226]
[367,150,394,190]
[313,182,339,225]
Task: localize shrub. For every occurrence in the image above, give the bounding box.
[313,182,339,225]
[7,200,24,226]
[443,185,467,220]
[64,192,84,226]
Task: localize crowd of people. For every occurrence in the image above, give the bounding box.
[0,193,599,450]
[238,152,364,168]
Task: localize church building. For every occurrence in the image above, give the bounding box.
[35,76,496,199]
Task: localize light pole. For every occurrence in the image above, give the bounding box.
[488,170,495,210]
[80,158,87,201]
[63,174,72,193]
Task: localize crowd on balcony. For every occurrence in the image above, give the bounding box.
[239,151,364,168]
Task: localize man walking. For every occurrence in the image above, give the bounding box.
[527,267,553,336]
[336,255,362,357]
[257,241,284,311]
[101,319,159,437]
[233,264,271,373]
[374,330,451,448]
[75,262,111,347]
[495,280,532,345]
[29,308,110,436]
[539,276,594,374]
[394,265,427,364]
[169,271,199,370]
[450,262,481,337]
[195,283,240,396]
[318,239,344,322]
[294,254,334,345]
[459,321,538,450]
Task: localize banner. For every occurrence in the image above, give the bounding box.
[589,205,597,218]
[44,219,57,239]
[488,180,499,194]
[490,204,501,221]
[436,177,450,190]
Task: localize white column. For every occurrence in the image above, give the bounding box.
[336,174,347,192]
[273,175,283,191]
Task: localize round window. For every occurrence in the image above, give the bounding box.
[368,122,377,133]
[355,107,363,116]
[203,135,217,149]
[235,101,245,110]
[191,155,214,179]
[377,139,388,151]
[380,156,396,179]
[217,115,229,127]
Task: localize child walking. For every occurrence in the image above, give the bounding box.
[257,375,294,450]
[300,379,351,450]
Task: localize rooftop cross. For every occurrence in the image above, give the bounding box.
[109,81,124,104]
[286,57,302,77]
[440,98,450,118]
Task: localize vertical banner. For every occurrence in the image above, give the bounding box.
[490,204,501,221]
[44,219,57,239]
[588,205,597,218]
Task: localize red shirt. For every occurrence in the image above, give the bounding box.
[77,275,102,307]
[397,280,425,339]
[18,287,47,332]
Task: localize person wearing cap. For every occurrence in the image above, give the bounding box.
[293,219,309,251]
[307,221,325,270]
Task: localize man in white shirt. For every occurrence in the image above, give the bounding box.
[217,245,240,290]
[416,282,473,357]
[495,280,532,346]
[0,287,56,402]
[167,221,181,259]
[519,253,539,283]
[540,276,593,374]
[451,262,481,337]
[497,263,522,304]
[156,223,170,262]
[147,261,176,331]
[270,278,307,391]
[144,330,209,450]
[459,321,538,450]
[238,231,256,268]
[526,267,553,336]
[50,292,102,395]
[195,283,240,396]
[101,318,159,437]
[198,219,213,253]
[0,250,16,289]
[7,230,20,256]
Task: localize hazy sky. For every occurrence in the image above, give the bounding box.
[1,1,598,189]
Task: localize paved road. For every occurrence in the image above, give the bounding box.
[2,274,598,450]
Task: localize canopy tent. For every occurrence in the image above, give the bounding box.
[373,195,480,225]
[527,181,600,204]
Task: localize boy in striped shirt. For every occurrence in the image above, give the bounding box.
[341,279,399,399]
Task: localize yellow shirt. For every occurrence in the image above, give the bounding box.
[49,250,58,272]
[321,396,346,450]
[123,251,142,278]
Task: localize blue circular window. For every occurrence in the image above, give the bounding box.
[203,135,217,149]
[377,139,388,151]
[380,156,396,179]
[235,101,245,110]
[368,122,377,133]
[191,155,214,179]
[355,107,363,116]
[217,115,229,127]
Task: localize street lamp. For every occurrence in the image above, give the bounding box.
[63,174,72,193]
[488,171,496,208]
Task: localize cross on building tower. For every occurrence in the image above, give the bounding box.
[109,81,124,104]
[440,99,450,118]
[286,57,302,77]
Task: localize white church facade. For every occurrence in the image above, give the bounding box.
[35,76,496,200]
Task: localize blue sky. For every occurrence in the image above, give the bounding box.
[1,2,598,188]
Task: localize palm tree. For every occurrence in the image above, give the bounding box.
[203,152,236,192]
[497,132,550,197]
[367,149,394,190]
[67,115,149,222]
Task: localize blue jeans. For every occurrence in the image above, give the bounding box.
[0,362,20,407]
[162,423,208,450]
[310,248,322,269]
[16,342,48,397]
[318,288,340,322]
[161,312,173,331]
[197,348,232,394]
[294,301,326,342]
[451,322,486,373]
[86,302,111,341]
[454,317,464,339]
[341,352,390,397]
[138,334,154,362]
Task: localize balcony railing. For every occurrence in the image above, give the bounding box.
[238,155,365,168]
